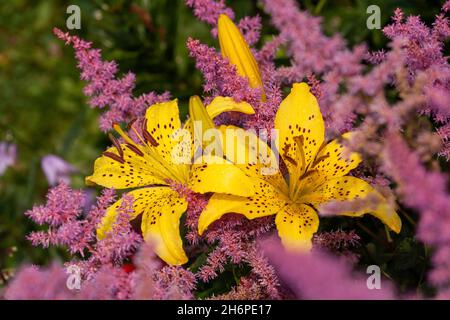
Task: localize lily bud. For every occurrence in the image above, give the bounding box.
[218,14,265,100]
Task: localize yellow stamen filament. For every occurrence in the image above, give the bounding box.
[113,124,138,146]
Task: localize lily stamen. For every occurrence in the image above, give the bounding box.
[142,118,159,147]
[282,144,297,166]
[108,133,123,158]
[293,135,306,171]
[125,143,144,157]
[102,151,125,164]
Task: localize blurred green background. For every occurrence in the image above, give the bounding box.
[0,0,446,290]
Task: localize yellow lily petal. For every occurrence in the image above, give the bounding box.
[299,132,362,194]
[145,99,190,182]
[96,187,159,239]
[189,155,256,197]
[218,14,265,97]
[140,187,189,265]
[144,100,181,159]
[217,124,289,195]
[97,187,188,265]
[198,180,287,235]
[274,83,325,173]
[301,176,402,233]
[86,145,167,189]
[275,204,319,252]
[206,96,255,119]
[274,83,325,192]
[313,133,361,177]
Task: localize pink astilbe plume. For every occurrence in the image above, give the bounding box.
[168,181,209,245]
[186,38,281,132]
[237,16,262,46]
[186,37,262,109]
[53,28,170,131]
[382,8,450,158]
[25,183,90,255]
[78,265,132,300]
[314,230,361,263]
[444,1,450,12]
[383,132,450,298]
[262,0,367,131]
[132,242,196,300]
[314,230,360,251]
[210,277,266,300]
[186,0,234,33]
[91,194,142,266]
[152,266,197,300]
[26,183,141,276]
[263,0,357,79]
[244,244,281,299]
[197,214,280,299]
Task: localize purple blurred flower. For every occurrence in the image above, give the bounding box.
[131,242,196,300]
[41,155,77,186]
[78,265,132,300]
[4,264,74,300]
[5,263,133,300]
[383,132,450,295]
[444,1,450,12]
[263,238,395,299]
[0,142,17,176]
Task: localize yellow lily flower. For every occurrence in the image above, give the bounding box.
[198,83,402,251]
[86,96,255,265]
[218,14,265,99]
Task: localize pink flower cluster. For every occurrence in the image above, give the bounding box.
[53,28,170,132]
[26,183,141,268]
